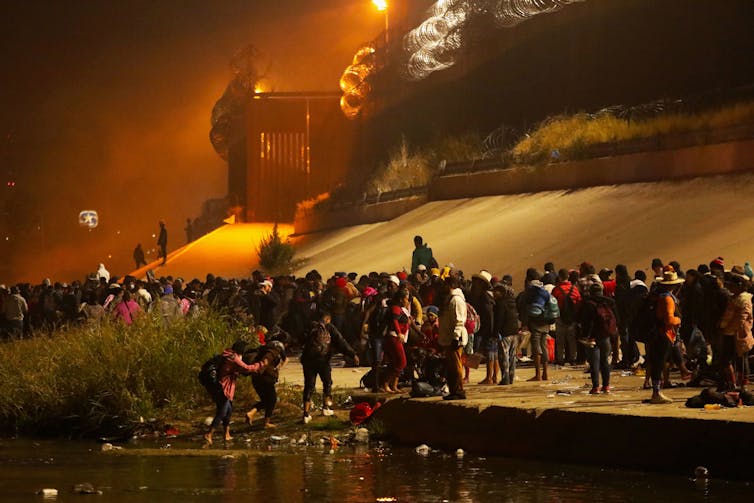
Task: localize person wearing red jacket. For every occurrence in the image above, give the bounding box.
[551,269,582,365]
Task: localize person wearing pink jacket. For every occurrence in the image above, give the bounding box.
[203,341,265,445]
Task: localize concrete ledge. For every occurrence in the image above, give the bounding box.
[431,138,754,200]
[373,395,754,480]
[293,195,427,236]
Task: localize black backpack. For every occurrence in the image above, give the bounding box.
[305,322,331,358]
[631,293,660,343]
[590,299,618,339]
[555,285,577,324]
[368,300,391,339]
[198,354,223,390]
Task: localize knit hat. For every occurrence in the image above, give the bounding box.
[710,257,725,270]
[388,275,400,287]
[425,305,439,316]
[430,268,440,277]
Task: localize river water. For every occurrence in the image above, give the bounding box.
[0,438,750,502]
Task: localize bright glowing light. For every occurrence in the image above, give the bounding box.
[372,0,388,12]
[78,210,99,229]
[339,45,377,119]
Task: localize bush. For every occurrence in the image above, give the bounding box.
[0,311,256,436]
[256,223,297,275]
[512,101,754,163]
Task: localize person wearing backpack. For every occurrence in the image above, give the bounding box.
[202,340,266,446]
[647,266,684,404]
[522,274,557,381]
[301,311,359,424]
[551,269,581,366]
[578,282,618,394]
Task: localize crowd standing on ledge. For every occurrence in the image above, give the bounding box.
[2,235,754,439]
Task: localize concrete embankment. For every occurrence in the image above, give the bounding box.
[369,368,754,481]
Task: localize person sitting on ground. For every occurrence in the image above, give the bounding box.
[245,338,288,429]
[300,311,359,424]
[203,340,265,445]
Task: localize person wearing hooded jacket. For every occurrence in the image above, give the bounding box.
[438,276,468,400]
[203,340,265,445]
[245,340,288,429]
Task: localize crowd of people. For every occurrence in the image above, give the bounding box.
[3,235,754,441]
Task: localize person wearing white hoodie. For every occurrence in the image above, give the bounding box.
[96,263,110,283]
[438,276,468,400]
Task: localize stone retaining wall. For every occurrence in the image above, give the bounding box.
[373,398,754,480]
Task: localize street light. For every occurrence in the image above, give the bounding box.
[372,0,389,47]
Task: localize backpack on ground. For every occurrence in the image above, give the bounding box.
[306,321,331,358]
[410,380,447,398]
[591,300,618,339]
[555,285,577,324]
[198,354,223,390]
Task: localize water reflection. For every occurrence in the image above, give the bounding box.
[0,439,751,502]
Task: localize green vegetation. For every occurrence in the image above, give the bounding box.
[367,133,485,195]
[256,223,298,275]
[0,311,257,436]
[512,101,754,164]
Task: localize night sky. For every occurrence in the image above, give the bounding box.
[0,0,384,282]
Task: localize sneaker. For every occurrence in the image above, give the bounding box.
[601,386,611,394]
[302,414,312,424]
[589,387,600,395]
[322,408,334,417]
[649,392,673,404]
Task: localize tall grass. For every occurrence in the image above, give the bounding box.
[513,101,754,163]
[0,311,256,436]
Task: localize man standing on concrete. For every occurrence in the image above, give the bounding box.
[157,221,168,265]
[439,276,468,400]
[551,268,581,365]
[411,235,437,274]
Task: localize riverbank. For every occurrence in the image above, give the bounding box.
[366,365,754,481]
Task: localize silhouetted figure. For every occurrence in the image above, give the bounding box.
[133,243,147,269]
[157,221,168,265]
[185,218,194,243]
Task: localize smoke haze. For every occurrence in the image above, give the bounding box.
[0,0,380,283]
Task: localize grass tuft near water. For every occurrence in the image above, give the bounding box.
[0,311,256,436]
